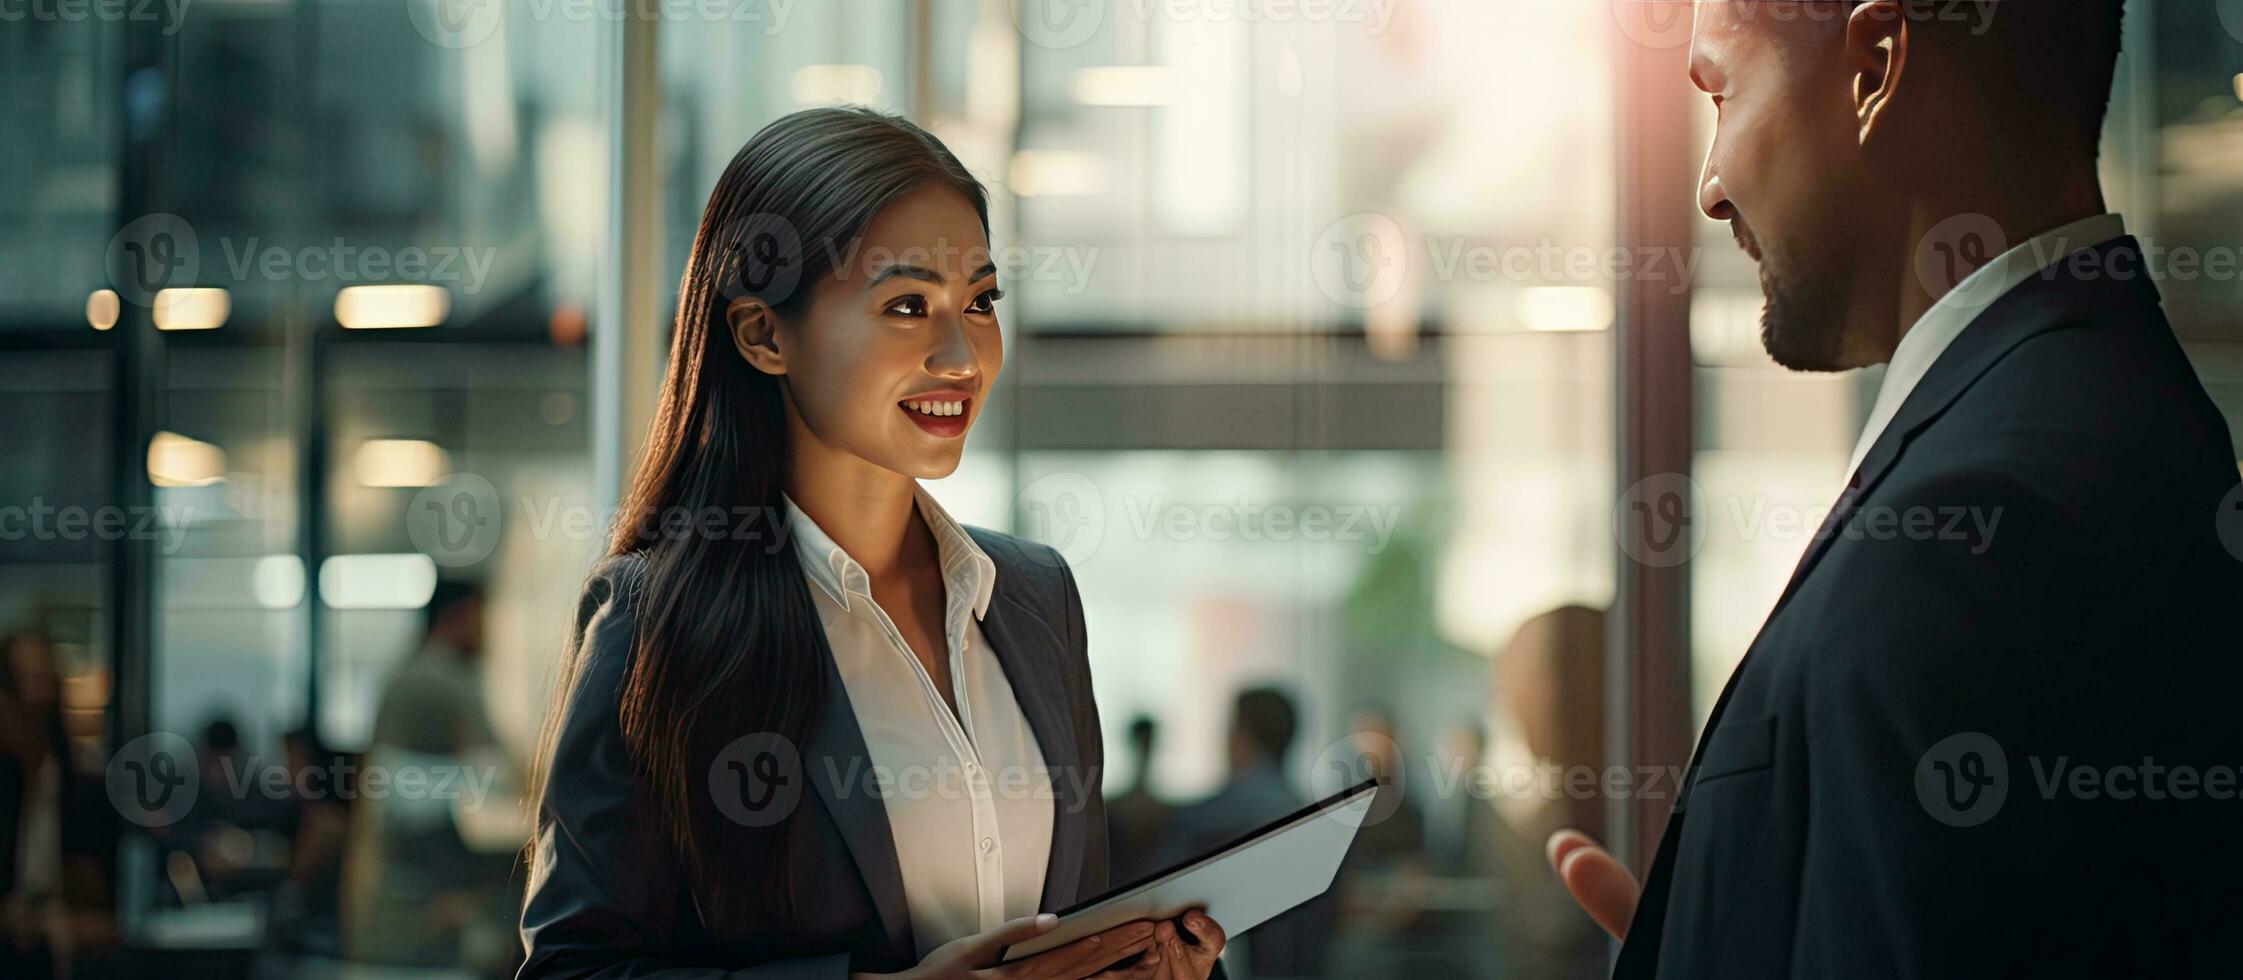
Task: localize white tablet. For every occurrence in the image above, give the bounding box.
[1001,778,1381,963]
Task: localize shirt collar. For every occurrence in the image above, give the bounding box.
[1843,212,2128,479]
[782,485,997,621]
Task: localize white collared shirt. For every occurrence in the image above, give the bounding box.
[784,486,1052,956]
[1845,212,2130,480]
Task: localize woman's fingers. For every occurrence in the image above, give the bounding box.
[1546,830,1640,939]
[1082,950,1161,980]
[991,915,1215,979]
[1178,910,1225,952]
[1170,911,1224,976]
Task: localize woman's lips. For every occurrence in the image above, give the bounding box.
[899,391,973,438]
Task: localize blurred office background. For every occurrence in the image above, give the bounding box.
[1,0,2236,977]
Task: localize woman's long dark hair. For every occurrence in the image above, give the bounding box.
[530,106,989,935]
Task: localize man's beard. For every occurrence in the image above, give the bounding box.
[1737,220,1848,372]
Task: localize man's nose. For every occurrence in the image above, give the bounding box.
[1699,152,1735,222]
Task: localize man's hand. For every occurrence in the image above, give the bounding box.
[1546,829,1640,940]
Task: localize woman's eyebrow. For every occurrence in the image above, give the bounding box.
[866,263,942,288]
[865,260,1002,288]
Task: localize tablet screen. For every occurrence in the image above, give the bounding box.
[1001,777,1381,962]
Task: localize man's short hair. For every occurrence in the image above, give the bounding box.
[1233,687,1299,760]
[1905,0,2127,154]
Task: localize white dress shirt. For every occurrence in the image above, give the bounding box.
[1845,212,2130,480]
[784,487,1053,956]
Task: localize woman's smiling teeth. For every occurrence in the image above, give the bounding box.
[904,399,965,417]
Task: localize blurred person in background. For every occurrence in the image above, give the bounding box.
[184,718,251,898]
[520,106,1223,980]
[1426,721,1491,874]
[1488,607,1607,980]
[346,578,518,973]
[270,725,350,960]
[370,580,496,757]
[1159,687,1325,979]
[186,716,299,897]
[1105,715,1175,885]
[1325,706,1438,978]
[0,631,71,979]
[1422,720,1502,980]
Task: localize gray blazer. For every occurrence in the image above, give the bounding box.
[520,528,1110,978]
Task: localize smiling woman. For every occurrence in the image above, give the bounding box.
[732,179,1006,480]
[519,107,1224,980]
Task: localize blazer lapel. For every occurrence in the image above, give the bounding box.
[1674,240,2158,815]
[803,634,916,961]
[1766,237,2161,622]
[976,584,1089,912]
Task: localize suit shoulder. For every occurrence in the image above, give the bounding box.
[965,526,1075,585]
[1927,317,2233,507]
[586,550,651,595]
[569,551,651,687]
[1970,310,2229,462]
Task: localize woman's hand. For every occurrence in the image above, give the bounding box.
[858,913,1160,980]
[1087,911,1226,980]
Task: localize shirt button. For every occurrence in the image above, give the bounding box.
[980,837,995,854]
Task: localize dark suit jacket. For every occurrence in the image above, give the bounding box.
[1617,238,2243,978]
[520,528,1111,978]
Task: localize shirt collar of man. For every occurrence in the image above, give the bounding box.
[1843,212,2130,481]
[782,485,998,623]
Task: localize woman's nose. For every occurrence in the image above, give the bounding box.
[924,316,979,381]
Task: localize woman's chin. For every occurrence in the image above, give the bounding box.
[889,447,965,481]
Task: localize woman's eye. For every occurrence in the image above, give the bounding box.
[966,288,1004,316]
[884,295,928,317]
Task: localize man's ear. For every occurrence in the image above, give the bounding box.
[727,297,786,376]
[1847,1,1910,146]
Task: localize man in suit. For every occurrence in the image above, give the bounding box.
[1551,2,2243,976]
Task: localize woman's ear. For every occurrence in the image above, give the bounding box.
[727,297,787,376]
